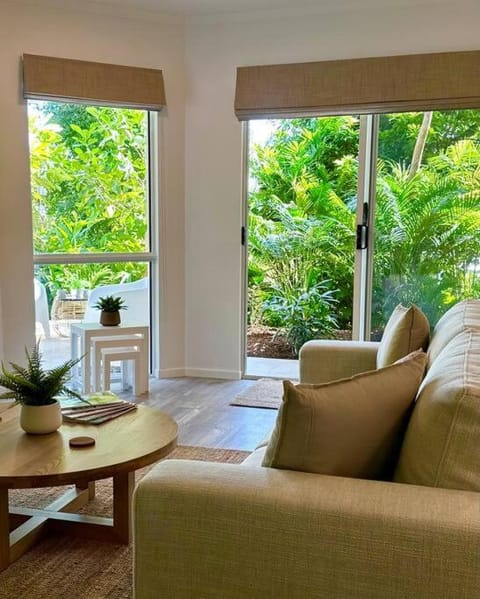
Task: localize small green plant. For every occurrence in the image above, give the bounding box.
[0,343,83,406]
[266,282,339,356]
[93,295,127,312]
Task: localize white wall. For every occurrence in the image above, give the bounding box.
[0,0,186,371]
[184,0,480,378]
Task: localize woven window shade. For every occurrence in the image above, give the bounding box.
[235,51,480,120]
[23,54,166,111]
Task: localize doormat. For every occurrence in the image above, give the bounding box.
[231,378,286,409]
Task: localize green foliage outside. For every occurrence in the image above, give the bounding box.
[249,111,480,354]
[29,102,480,353]
[29,101,149,304]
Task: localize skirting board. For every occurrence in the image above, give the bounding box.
[158,368,186,378]
[157,368,242,380]
[184,368,242,380]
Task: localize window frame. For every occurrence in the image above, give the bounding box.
[30,105,160,376]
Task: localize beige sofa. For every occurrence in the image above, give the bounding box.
[134,301,480,599]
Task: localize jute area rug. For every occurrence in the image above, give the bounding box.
[231,378,287,409]
[0,445,249,599]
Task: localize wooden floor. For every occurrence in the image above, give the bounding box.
[137,377,277,451]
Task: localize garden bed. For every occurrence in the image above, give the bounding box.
[247,326,353,359]
[247,326,294,359]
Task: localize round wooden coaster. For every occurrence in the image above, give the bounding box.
[69,436,96,448]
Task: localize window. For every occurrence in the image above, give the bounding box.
[29,101,158,375]
[30,102,150,255]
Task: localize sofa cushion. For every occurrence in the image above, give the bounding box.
[262,351,427,479]
[428,299,480,366]
[376,304,430,368]
[395,329,480,491]
[241,446,267,467]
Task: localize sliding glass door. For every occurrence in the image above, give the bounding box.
[244,108,480,373]
[245,116,364,372]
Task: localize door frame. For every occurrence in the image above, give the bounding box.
[352,114,379,341]
[241,115,379,377]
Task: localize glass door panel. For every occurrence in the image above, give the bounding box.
[246,116,360,369]
[371,110,480,338]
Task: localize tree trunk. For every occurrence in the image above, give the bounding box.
[408,111,433,179]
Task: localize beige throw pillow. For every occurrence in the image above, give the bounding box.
[376,304,430,368]
[262,351,427,480]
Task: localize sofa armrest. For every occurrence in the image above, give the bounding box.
[134,460,480,599]
[299,340,379,383]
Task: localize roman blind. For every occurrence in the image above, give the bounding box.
[234,50,480,120]
[23,54,166,111]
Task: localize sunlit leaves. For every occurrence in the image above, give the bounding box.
[249,112,480,347]
[373,135,480,325]
[28,101,149,294]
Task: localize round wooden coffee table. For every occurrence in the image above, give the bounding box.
[0,404,177,572]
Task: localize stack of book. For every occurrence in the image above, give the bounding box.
[61,394,137,425]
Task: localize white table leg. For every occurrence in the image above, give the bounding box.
[82,330,91,394]
[70,329,79,378]
[104,354,112,391]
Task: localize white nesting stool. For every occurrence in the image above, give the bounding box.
[70,323,149,393]
[91,333,148,392]
[101,346,148,395]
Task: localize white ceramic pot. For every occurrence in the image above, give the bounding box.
[20,400,63,434]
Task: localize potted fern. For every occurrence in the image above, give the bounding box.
[94,295,127,326]
[0,343,83,434]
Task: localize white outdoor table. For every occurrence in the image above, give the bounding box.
[70,322,149,393]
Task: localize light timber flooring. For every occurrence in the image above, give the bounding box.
[138,377,277,452]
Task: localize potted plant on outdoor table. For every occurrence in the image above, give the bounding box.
[94,295,127,326]
[0,343,83,434]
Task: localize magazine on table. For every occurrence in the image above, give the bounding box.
[61,391,137,424]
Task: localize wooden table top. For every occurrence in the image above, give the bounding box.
[0,404,178,488]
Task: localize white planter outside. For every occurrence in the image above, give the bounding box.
[20,400,63,434]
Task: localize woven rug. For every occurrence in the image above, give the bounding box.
[231,378,286,409]
[0,445,249,599]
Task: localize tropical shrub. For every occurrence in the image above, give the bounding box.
[266,282,338,355]
[248,111,480,355]
[29,102,149,304]
[248,117,359,351]
[373,140,480,326]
